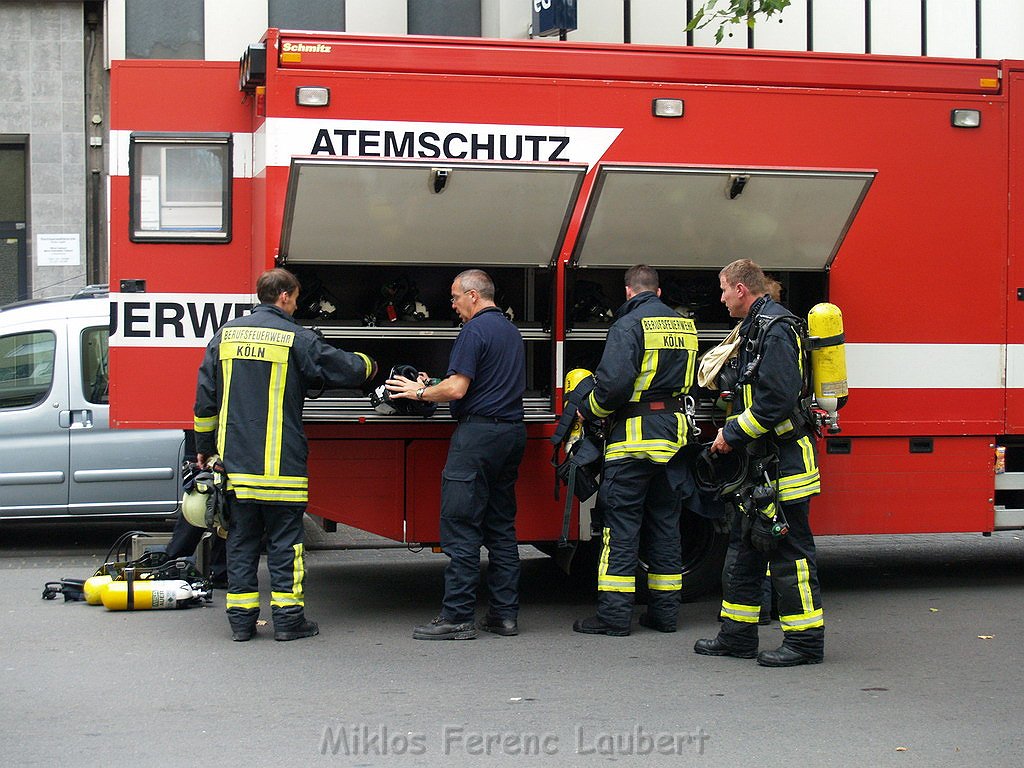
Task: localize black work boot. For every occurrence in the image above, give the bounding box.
[638,612,676,633]
[572,615,630,636]
[479,614,519,636]
[693,636,757,659]
[757,645,823,667]
[413,616,477,640]
[231,626,256,642]
[274,620,319,642]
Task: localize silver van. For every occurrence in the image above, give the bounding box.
[0,287,184,520]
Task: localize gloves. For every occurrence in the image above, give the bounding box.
[739,482,787,553]
[748,513,779,553]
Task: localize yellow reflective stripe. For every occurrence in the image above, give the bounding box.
[605,424,686,463]
[799,435,815,467]
[596,527,635,592]
[632,349,658,402]
[720,601,761,623]
[218,359,232,458]
[778,469,819,489]
[354,352,373,380]
[780,607,824,631]
[221,326,295,347]
[230,473,308,488]
[271,591,304,608]
[221,340,290,363]
[774,418,794,435]
[598,526,611,581]
[292,543,305,599]
[796,558,813,612]
[194,414,217,433]
[264,359,288,476]
[233,487,308,503]
[598,574,636,593]
[737,408,768,439]
[588,391,613,418]
[778,470,820,501]
[226,592,260,610]
[605,448,678,464]
[648,572,682,591]
[640,316,697,349]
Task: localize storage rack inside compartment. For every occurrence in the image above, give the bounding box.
[292,264,554,422]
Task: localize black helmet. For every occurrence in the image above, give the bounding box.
[369,364,437,418]
[694,445,749,499]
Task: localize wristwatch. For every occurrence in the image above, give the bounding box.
[416,386,426,400]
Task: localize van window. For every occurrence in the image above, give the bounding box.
[81,326,109,405]
[0,330,56,409]
[129,133,232,242]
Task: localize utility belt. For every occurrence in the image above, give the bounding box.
[615,398,687,418]
[457,414,523,424]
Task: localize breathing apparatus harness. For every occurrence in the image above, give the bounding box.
[698,301,801,551]
[735,298,850,437]
[550,369,605,547]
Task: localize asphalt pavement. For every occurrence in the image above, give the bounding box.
[2,520,1023,767]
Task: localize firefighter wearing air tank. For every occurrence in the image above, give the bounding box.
[695,259,825,667]
[193,268,376,642]
[572,265,698,636]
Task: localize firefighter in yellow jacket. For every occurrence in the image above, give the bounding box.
[572,264,698,636]
[194,268,376,642]
[694,258,824,666]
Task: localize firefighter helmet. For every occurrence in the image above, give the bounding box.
[565,368,594,395]
[694,445,749,499]
[182,469,227,536]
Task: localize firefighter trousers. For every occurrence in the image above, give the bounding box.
[439,421,527,623]
[718,498,824,657]
[596,458,682,629]
[225,497,308,633]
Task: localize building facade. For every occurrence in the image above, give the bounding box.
[2,0,1023,300]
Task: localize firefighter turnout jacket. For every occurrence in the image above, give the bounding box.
[193,303,374,504]
[724,294,820,502]
[578,291,698,462]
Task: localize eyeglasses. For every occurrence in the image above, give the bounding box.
[450,289,476,303]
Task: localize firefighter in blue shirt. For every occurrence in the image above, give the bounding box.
[194,268,376,642]
[387,269,526,640]
[694,258,824,666]
[572,264,698,636]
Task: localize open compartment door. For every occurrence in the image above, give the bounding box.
[571,164,874,270]
[280,158,587,267]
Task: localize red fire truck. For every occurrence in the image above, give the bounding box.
[107,30,1024,598]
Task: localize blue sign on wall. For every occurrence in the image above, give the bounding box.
[532,0,577,38]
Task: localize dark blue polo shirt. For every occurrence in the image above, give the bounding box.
[446,306,525,421]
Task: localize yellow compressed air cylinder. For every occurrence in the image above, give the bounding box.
[807,303,848,414]
[83,574,113,605]
[101,579,198,611]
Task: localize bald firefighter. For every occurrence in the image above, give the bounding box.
[572,264,698,636]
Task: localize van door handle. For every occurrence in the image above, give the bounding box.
[59,409,94,429]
